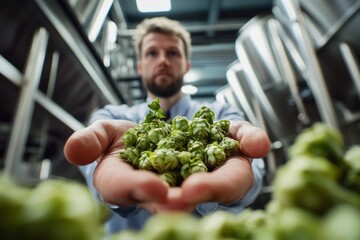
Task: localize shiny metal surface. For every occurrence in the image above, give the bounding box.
[226,61,259,126]
[235,14,306,143]
[273,0,360,48]
[233,0,360,148]
[273,0,339,129]
[299,0,360,48]
[35,0,122,105]
[339,43,360,101]
[4,28,49,176]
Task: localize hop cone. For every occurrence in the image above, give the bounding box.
[159,171,180,187]
[194,106,215,124]
[179,151,192,165]
[150,149,180,173]
[172,115,189,132]
[136,134,152,152]
[204,143,226,169]
[157,137,177,149]
[220,137,240,157]
[214,119,230,133]
[189,118,211,143]
[188,140,205,160]
[181,159,208,179]
[210,125,226,143]
[170,130,188,150]
[138,151,154,171]
[148,127,169,144]
[121,128,138,146]
[119,147,140,167]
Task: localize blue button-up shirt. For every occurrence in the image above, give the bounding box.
[80,95,265,234]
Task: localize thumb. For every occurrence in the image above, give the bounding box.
[63,120,135,165]
[229,121,271,158]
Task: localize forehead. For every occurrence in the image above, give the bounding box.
[141,32,184,50]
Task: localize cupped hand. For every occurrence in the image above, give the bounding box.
[64,119,271,213]
[64,119,194,213]
[181,120,271,206]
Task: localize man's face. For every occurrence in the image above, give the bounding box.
[137,32,190,97]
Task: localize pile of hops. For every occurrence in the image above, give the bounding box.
[119,98,239,187]
[111,123,360,240]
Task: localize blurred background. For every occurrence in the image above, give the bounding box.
[1,0,360,207]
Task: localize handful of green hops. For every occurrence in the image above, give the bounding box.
[119,98,239,186]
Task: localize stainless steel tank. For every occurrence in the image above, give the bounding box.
[234,14,315,148]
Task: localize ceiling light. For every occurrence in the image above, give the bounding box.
[181,85,198,95]
[136,0,171,13]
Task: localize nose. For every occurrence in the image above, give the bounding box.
[158,51,170,66]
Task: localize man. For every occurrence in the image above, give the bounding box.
[64,17,271,233]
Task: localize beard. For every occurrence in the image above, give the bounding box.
[144,76,184,98]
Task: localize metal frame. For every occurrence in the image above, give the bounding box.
[4,28,49,176]
[1,28,85,179]
[35,0,122,105]
[273,0,339,129]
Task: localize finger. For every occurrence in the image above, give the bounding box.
[139,188,195,213]
[181,156,253,205]
[94,156,169,205]
[229,121,271,158]
[64,120,135,165]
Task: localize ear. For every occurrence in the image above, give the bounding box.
[137,61,142,75]
[185,60,191,73]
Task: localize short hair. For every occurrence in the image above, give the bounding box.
[133,17,191,59]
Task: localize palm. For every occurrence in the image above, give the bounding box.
[64,119,270,213]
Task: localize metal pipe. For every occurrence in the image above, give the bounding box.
[87,0,114,42]
[4,28,49,176]
[339,43,360,100]
[36,0,122,105]
[1,53,85,132]
[269,18,310,125]
[226,62,259,126]
[275,0,339,129]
